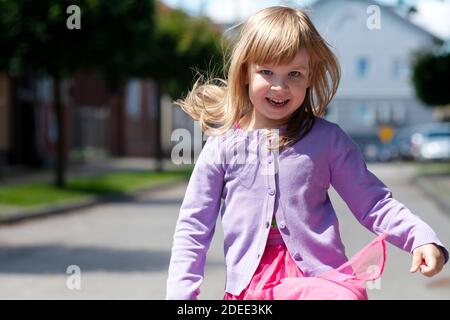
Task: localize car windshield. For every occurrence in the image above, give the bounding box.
[426,132,450,139]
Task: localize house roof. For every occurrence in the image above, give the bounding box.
[309,0,443,44]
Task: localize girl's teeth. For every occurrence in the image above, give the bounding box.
[267,98,288,106]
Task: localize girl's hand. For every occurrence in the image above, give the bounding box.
[410,243,445,277]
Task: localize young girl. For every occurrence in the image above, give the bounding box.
[165,6,448,300]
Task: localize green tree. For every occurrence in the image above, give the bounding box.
[0,0,155,187]
[131,5,226,171]
[0,0,226,180]
[154,8,225,99]
[412,51,450,107]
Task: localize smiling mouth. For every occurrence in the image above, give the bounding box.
[266,97,289,106]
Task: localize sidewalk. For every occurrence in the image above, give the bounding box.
[0,157,192,224]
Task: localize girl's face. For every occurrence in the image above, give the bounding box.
[245,50,310,129]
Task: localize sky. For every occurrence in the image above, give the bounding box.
[161,0,450,40]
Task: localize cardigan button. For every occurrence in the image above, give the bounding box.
[268,188,275,196]
[278,221,286,229]
[293,253,302,261]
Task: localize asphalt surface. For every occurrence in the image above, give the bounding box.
[0,163,449,299]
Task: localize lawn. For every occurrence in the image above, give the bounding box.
[0,170,192,208]
[414,162,450,215]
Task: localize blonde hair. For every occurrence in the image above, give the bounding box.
[175,6,340,150]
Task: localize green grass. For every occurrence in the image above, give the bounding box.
[416,162,450,177]
[0,170,192,208]
[414,162,450,215]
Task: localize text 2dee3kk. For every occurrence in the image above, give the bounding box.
[177,304,273,318]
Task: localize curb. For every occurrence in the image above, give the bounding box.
[0,179,188,225]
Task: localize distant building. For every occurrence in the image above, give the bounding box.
[309,0,443,150]
[0,72,165,170]
[218,0,443,157]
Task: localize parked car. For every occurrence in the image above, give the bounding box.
[395,126,418,160]
[377,140,400,162]
[410,123,450,162]
[376,126,416,162]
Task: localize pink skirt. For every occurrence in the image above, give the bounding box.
[223,228,386,300]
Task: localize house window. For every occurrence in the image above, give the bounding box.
[356,57,369,78]
[126,80,141,119]
[392,59,400,78]
[354,103,375,126]
[377,102,391,124]
[392,59,410,80]
[36,78,52,103]
[392,102,406,125]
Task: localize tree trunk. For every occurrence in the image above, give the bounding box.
[155,82,163,172]
[53,75,65,188]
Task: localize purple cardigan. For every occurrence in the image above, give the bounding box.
[166,117,448,299]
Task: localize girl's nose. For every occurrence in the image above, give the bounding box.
[270,77,288,91]
[272,80,288,91]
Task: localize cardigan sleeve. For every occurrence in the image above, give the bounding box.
[166,136,225,299]
[328,123,449,264]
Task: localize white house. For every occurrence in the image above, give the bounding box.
[308,0,443,147]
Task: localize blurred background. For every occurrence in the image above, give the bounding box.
[0,0,449,299]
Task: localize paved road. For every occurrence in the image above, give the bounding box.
[0,163,449,299]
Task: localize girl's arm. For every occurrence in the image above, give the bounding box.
[328,123,449,265]
[166,135,225,300]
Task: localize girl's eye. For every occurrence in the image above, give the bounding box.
[259,70,272,75]
[258,70,303,78]
[289,71,302,78]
